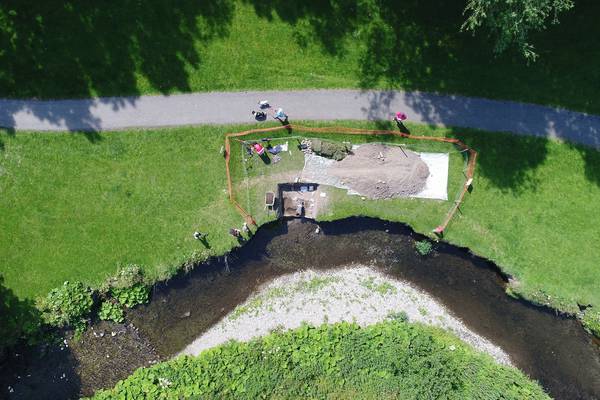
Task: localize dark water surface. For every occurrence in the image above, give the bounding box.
[2,217,599,399]
[129,218,600,400]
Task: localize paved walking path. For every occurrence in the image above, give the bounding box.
[1,89,599,148]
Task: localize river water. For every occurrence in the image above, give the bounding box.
[2,217,599,399]
[129,217,600,400]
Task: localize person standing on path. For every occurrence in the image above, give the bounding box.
[273,108,288,124]
[252,110,266,120]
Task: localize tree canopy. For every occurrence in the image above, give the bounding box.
[462,0,574,60]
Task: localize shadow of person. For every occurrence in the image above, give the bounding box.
[396,120,410,134]
[276,117,289,125]
[259,152,271,165]
[199,237,211,249]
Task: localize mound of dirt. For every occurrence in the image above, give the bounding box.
[328,144,429,199]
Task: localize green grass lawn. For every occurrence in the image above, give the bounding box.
[91,321,549,399]
[1,0,599,114]
[1,122,600,321]
[0,127,248,299]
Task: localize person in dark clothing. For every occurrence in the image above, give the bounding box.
[252,110,267,120]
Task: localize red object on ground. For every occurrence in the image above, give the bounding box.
[395,112,407,121]
[252,143,265,155]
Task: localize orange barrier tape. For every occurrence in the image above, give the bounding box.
[223,124,477,235]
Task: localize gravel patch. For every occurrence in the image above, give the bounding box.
[179,266,512,366]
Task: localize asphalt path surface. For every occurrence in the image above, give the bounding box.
[1,89,599,148]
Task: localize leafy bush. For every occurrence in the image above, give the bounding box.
[103,264,150,309]
[415,239,433,256]
[37,281,94,331]
[98,300,125,323]
[111,284,150,309]
[91,321,549,400]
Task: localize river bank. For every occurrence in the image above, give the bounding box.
[2,217,599,399]
[128,218,600,399]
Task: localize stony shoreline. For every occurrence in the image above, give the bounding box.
[179,265,512,366]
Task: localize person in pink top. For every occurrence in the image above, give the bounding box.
[394,111,409,134]
[394,112,407,122]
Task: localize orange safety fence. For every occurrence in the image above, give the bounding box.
[224,124,477,237]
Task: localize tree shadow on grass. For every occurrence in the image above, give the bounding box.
[569,144,600,187]
[0,126,15,151]
[449,128,549,193]
[0,0,235,131]
[242,0,361,55]
[0,275,82,400]
[245,0,600,115]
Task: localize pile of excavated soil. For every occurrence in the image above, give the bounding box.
[328,144,429,199]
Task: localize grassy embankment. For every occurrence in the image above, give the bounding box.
[1,0,599,113]
[1,121,599,329]
[90,321,549,399]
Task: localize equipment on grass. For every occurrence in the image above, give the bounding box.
[265,192,275,214]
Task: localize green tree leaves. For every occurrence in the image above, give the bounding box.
[90,321,549,399]
[37,280,93,332]
[462,0,574,60]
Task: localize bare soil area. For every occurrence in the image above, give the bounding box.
[328,144,430,199]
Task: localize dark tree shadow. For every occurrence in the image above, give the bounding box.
[242,0,360,55]
[0,343,81,400]
[569,143,600,187]
[0,275,82,400]
[449,128,549,193]
[0,276,40,361]
[0,0,235,131]
[242,0,600,113]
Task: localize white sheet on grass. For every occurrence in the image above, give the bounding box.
[411,152,449,200]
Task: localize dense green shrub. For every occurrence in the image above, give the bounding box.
[98,300,125,323]
[415,239,433,256]
[103,264,150,309]
[90,321,549,400]
[37,281,94,332]
[111,284,149,309]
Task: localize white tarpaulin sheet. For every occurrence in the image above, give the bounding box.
[411,152,449,200]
